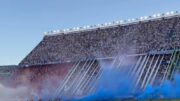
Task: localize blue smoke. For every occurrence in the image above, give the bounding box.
[73,67,180,101]
[73,62,136,101]
[138,73,180,100]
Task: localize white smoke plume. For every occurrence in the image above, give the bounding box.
[0,83,38,101]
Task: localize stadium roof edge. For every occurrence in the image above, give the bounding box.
[43,11,180,37]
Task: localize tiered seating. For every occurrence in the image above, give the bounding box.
[19,16,180,66]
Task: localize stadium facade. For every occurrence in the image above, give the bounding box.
[0,11,180,99]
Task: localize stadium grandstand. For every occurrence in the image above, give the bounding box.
[1,11,180,100]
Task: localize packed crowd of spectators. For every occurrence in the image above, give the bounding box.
[20,15,180,66]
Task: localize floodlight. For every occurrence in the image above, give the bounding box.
[115,21,119,24]
[127,19,131,22]
[119,20,124,23]
[140,17,144,20]
[76,27,79,30]
[63,29,66,32]
[156,14,161,17]
[53,30,57,33]
[85,25,89,28]
[108,22,112,25]
[131,18,135,21]
[152,14,157,18]
[87,25,90,28]
[166,12,170,15]
[170,11,175,14]
[63,29,68,32]
[44,32,48,35]
[97,24,101,26]
[144,16,148,19]
[104,22,108,26]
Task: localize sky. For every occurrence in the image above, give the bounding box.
[0,0,180,65]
